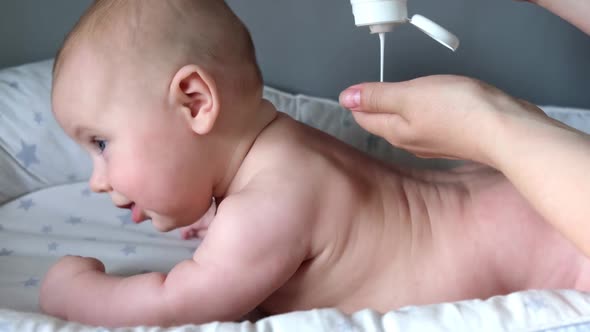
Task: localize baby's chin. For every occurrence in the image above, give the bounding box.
[150,215,196,233]
[148,218,178,233]
[152,223,177,233]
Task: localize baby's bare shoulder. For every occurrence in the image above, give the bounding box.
[223,176,317,228]
[235,117,329,191]
[195,189,314,267]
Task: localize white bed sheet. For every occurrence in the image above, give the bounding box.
[2,292,590,332]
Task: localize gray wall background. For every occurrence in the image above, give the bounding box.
[1,0,589,108]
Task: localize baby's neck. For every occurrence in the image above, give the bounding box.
[212,99,278,199]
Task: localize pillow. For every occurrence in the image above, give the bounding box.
[0,60,91,205]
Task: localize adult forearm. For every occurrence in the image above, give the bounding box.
[534,0,590,35]
[492,118,590,257]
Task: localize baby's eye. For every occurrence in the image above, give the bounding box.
[92,138,108,153]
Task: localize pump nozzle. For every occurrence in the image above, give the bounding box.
[369,23,396,34]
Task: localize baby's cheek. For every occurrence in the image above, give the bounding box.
[109,161,149,198]
[113,161,181,211]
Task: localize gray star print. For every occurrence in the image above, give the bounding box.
[18,199,34,211]
[34,112,43,124]
[48,242,59,251]
[7,81,19,89]
[81,188,91,197]
[0,224,4,232]
[0,249,13,256]
[121,245,136,256]
[524,295,547,312]
[23,277,39,288]
[41,225,53,234]
[16,141,40,168]
[65,216,83,225]
[118,212,133,226]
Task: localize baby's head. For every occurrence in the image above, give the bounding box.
[52,0,264,232]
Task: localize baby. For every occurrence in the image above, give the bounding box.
[39,0,590,327]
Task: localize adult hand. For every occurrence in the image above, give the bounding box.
[517,0,590,35]
[339,75,550,167]
[342,75,590,259]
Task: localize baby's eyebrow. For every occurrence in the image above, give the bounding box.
[72,125,90,139]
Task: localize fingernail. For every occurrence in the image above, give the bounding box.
[340,88,361,109]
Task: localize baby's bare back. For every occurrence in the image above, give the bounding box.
[248,114,587,315]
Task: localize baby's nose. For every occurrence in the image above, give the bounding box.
[89,168,112,193]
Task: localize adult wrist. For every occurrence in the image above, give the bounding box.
[479,111,515,171]
[481,107,546,172]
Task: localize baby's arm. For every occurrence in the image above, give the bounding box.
[40,192,309,327]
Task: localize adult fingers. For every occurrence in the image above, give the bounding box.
[351,110,407,145]
[339,82,410,116]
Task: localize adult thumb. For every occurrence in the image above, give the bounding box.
[339,82,407,115]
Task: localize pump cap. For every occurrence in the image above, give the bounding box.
[409,15,459,51]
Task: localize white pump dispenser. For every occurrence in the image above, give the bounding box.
[350,0,460,51]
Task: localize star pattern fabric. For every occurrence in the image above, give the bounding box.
[65,217,82,225]
[121,245,137,256]
[3,80,19,90]
[23,278,39,288]
[18,199,34,211]
[118,212,134,226]
[15,141,40,169]
[47,242,59,252]
[34,112,43,125]
[0,61,94,208]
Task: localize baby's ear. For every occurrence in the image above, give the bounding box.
[169,65,220,135]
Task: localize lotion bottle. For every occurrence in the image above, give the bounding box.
[350,0,460,51]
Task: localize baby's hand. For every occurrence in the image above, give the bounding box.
[180,201,216,240]
[340,75,549,167]
[40,256,105,319]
